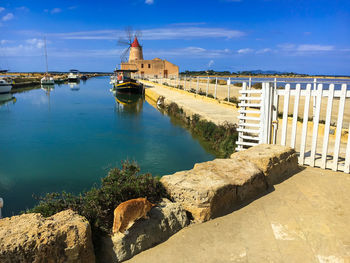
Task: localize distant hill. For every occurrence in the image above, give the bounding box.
[179,70,307,76]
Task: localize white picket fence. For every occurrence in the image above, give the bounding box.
[236,81,350,173]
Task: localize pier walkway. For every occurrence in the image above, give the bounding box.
[142,80,239,126]
[127,166,350,263]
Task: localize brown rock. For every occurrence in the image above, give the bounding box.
[160,158,267,222]
[0,210,95,263]
[231,144,298,185]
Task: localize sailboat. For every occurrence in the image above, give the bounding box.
[41,37,55,85]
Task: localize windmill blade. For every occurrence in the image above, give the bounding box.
[120,47,130,62]
[135,30,142,40]
[118,37,130,46]
[125,26,133,44]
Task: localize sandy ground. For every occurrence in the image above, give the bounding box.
[126,167,350,263]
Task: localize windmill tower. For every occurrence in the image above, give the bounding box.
[129,37,143,62]
[118,28,143,63]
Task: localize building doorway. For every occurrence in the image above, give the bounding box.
[163,70,168,78]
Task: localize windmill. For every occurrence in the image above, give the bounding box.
[118,27,143,63]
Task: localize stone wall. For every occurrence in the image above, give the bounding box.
[161,144,299,222]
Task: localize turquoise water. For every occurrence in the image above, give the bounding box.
[0,77,214,216]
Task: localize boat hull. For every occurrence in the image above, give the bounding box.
[114,82,143,94]
[0,84,12,94]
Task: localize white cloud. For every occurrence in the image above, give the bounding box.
[277,43,296,50]
[256,48,272,54]
[0,7,4,13]
[145,0,154,4]
[170,22,206,26]
[237,48,253,54]
[184,46,206,53]
[278,43,335,54]
[26,38,45,49]
[16,6,29,12]
[50,27,245,40]
[2,13,14,21]
[0,39,12,45]
[297,44,334,52]
[68,6,78,10]
[208,60,214,68]
[51,8,62,14]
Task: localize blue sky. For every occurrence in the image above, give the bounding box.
[0,0,349,75]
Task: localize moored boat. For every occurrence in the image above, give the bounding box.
[0,78,12,94]
[112,69,143,93]
[40,37,55,86]
[41,75,55,85]
[68,69,80,82]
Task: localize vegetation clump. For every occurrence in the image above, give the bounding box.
[163,103,238,157]
[27,161,167,250]
[252,82,262,89]
[224,96,240,106]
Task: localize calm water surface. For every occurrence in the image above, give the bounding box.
[0,77,214,216]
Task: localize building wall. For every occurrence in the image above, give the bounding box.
[121,58,179,78]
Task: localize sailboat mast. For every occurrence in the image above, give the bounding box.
[44,37,48,74]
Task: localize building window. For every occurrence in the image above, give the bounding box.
[148,64,151,68]
[141,64,144,68]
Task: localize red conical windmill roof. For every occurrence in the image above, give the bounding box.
[131,37,141,47]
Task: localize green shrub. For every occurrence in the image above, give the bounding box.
[252,82,262,89]
[198,90,206,96]
[163,103,238,158]
[27,161,167,251]
[224,96,239,106]
[189,88,196,94]
[233,82,243,87]
[207,94,214,99]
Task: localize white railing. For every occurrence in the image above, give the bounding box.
[236,81,350,173]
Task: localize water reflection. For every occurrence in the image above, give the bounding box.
[113,91,144,114]
[69,82,80,91]
[0,93,16,107]
[41,85,54,95]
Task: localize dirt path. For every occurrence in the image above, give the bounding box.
[126,167,350,263]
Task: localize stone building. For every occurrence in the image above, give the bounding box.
[120,37,179,79]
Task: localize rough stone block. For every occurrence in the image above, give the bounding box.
[231,144,298,185]
[99,199,189,263]
[160,158,267,222]
[0,210,95,263]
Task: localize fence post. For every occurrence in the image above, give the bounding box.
[237,82,247,151]
[214,77,218,99]
[260,82,273,144]
[206,76,209,96]
[313,78,317,123]
[227,77,231,102]
[196,76,199,94]
[184,75,187,90]
[249,77,252,89]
